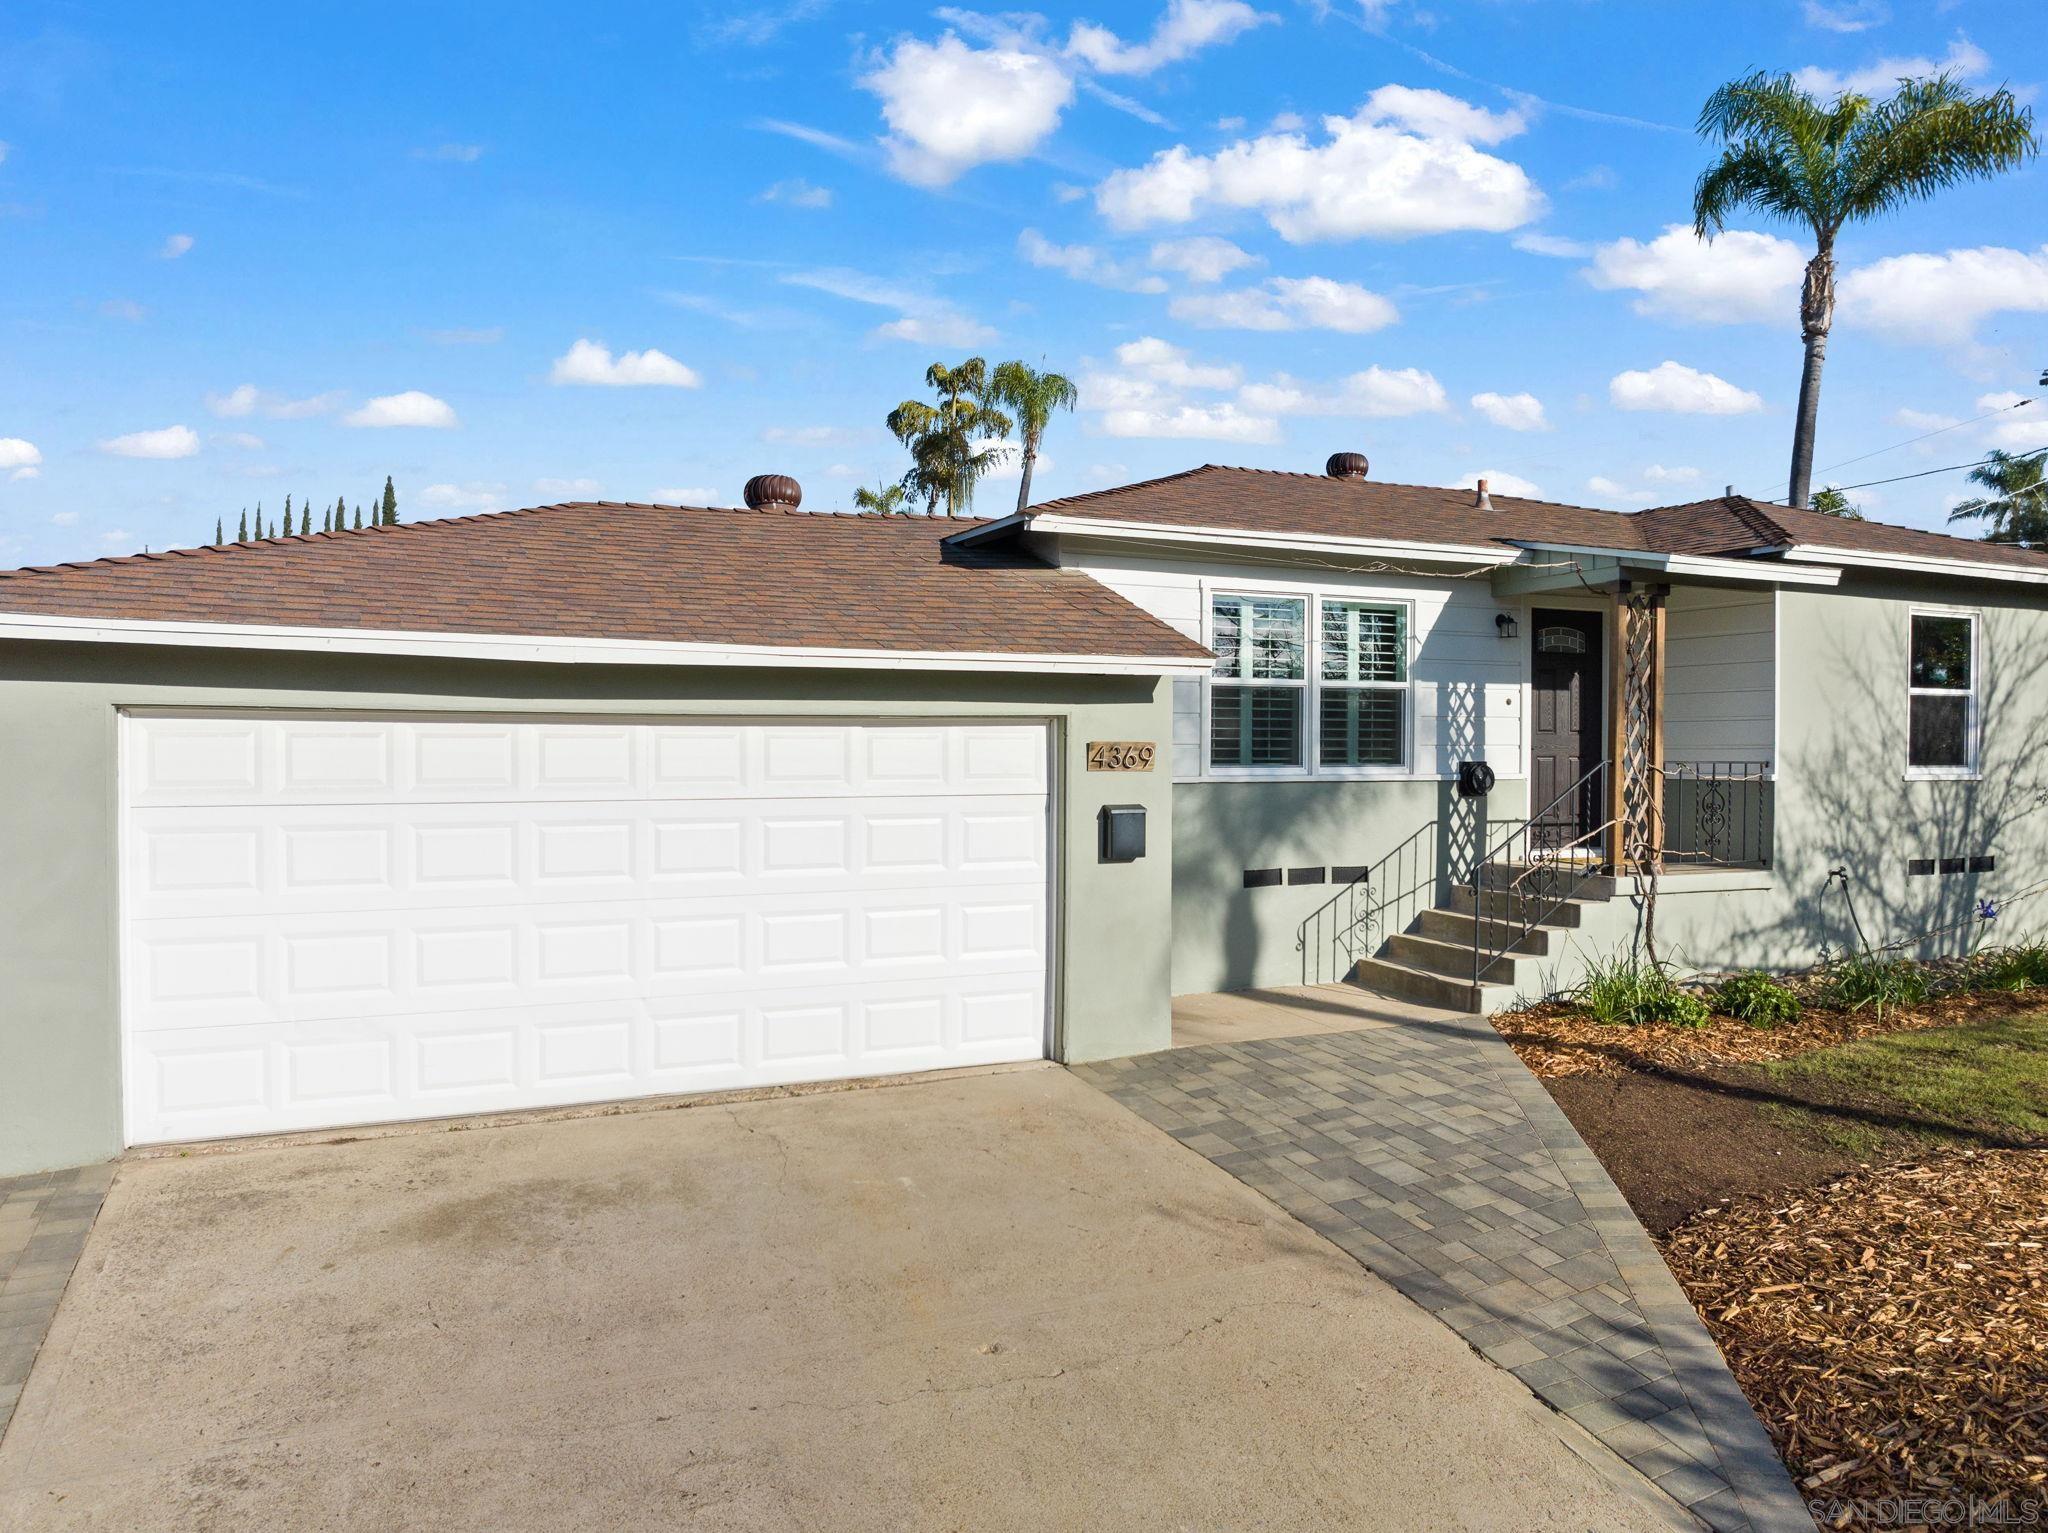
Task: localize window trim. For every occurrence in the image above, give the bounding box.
[1316,597,1412,774]
[1905,606,1980,781]
[1201,585,1417,780]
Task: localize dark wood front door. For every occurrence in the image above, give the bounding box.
[1529,609,1605,850]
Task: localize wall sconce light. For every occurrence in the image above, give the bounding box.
[1494,613,1520,640]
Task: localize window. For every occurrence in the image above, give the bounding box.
[1908,612,1977,774]
[1210,595,1304,767]
[1320,601,1408,767]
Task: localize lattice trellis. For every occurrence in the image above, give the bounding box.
[1618,590,1662,872]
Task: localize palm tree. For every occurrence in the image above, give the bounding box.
[1949,448,2048,547]
[989,360,1078,515]
[852,480,910,515]
[1693,72,2035,508]
[886,359,1014,517]
[1809,486,1863,519]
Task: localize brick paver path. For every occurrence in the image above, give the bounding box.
[1073,1011,1813,1533]
[0,1164,113,1442]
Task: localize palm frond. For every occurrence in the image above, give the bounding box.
[1840,76,2038,221]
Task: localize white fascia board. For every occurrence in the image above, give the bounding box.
[1026,514,1511,568]
[0,611,1214,676]
[1779,543,2048,587]
[940,513,1027,548]
[1505,542,1842,587]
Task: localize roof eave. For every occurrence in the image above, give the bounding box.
[1780,544,2048,587]
[1504,542,1842,587]
[0,611,1215,676]
[1024,513,1512,569]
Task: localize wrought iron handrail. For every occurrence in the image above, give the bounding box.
[1298,819,1440,985]
[1468,760,1613,991]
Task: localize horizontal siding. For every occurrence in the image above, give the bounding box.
[1664,586,1774,766]
[1060,546,1524,782]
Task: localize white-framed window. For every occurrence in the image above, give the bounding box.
[1205,591,1414,776]
[1319,600,1408,769]
[1907,609,1978,777]
[1209,593,1306,769]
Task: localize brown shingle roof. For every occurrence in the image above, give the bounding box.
[1034,465,2048,574]
[0,501,1211,662]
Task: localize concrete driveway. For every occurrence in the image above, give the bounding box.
[0,1066,1686,1531]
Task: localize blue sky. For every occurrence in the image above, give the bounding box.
[1,0,2042,564]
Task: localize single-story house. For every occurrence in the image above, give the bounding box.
[5,457,2045,1175]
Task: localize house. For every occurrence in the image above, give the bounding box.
[3,457,2044,1176]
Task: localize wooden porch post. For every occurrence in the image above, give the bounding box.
[1649,595,1667,869]
[1607,586,1628,869]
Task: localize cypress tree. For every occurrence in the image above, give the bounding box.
[298,505,309,536]
[214,518,223,545]
[353,504,363,530]
[283,493,292,531]
[381,475,398,525]
[238,511,248,541]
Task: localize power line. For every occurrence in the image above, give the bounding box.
[1731,396,2039,501]
[1826,448,2048,495]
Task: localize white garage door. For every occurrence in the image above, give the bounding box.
[119,713,1051,1145]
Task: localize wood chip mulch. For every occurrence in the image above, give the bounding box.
[1491,991,2025,1080]
[1662,1150,2048,1513]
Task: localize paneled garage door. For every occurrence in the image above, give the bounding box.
[119,713,1052,1145]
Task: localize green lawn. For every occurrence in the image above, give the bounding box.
[1762,1012,2048,1142]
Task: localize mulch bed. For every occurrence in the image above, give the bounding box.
[1492,990,2027,1081]
[1663,1150,2048,1515]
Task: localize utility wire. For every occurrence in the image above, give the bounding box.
[1731,396,2040,501]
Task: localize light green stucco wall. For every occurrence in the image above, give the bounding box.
[0,642,1175,1177]
[1171,776,1533,993]
[1645,574,2048,972]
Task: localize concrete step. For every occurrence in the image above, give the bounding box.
[1416,907,1552,955]
[1449,884,1595,927]
[1386,931,1522,985]
[1349,956,1513,1014]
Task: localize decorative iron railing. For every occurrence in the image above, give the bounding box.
[1656,760,1773,868]
[1467,761,1614,991]
[1297,819,1440,985]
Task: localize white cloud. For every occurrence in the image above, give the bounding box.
[52,512,79,526]
[414,142,484,163]
[1148,235,1259,283]
[216,431,265,450]
[1111,336,1242,390]
[1642,463,1700,484]
[1095,85,1541,242]
[343,391,460,428]
[1513,232,1590,259]
[100,298,146,322]
[158,233,194,259]
[859,33,1074,187]
[1171,274,1398,333]
[1838,245,2048,346]
[1586,224,1804,324]
[1268,110,1305,133]
[0,438,42,476]
[204,384,343,420]
[751,118,866,158]
[1099,400,1281,443]
[533,476,604,500]
[1794,36,1988,98]
[1017,229,1168,293]
[1471,391,1548,431]
[975,439,1048,480]
[1065,0,1273,76]
[654,485,724,504]
[1585,475,1645,502]
[760,178,833,208]
[549,338,702,388]
[1609,361,1762,416]
[1802,0,1887,32]
[418,482,508,513]
[99,424,200,459]
[1239,365,1447,419]
[1978,392,2048,452]
[783,267,995,346]
[1457,469,1542,499]
[762,423,867,445]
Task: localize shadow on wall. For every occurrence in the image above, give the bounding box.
[1720,604,2048,968]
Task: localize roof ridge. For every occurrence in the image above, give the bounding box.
[1034,462,1646,524]
[1027,463,1221,513]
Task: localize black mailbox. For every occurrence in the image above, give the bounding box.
[1456,760,1497,799]
[1099,804,1146,863]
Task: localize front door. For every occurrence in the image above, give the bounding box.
[1529,609,1605,851]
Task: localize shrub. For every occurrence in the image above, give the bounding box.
[1969,943,2048,994]
[1574,957,1712,1028]
[1713,970,1801,1028]
[1821,952,1931,1017]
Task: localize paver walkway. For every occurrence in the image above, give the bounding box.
[0,1163,113,1441]
[1073,1003,1814,1533]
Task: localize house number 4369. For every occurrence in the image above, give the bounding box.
[1086,741,1156,772]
